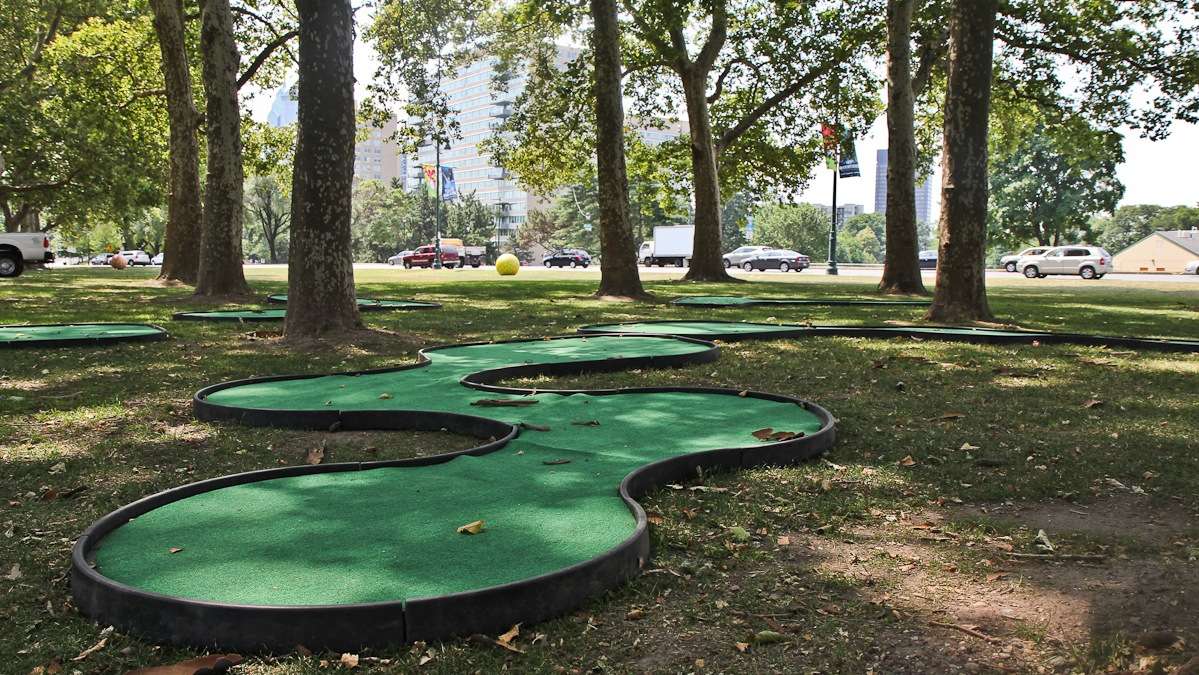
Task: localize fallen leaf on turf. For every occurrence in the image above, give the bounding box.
[126,654,244,675]
[28,658,61,675]
[734,642,750,653]
[497,624,520,646]
[377,393,392,400]
[571,420,600,426]
[519,422,550,431]
[340,653,359,668]
[1083,399,1104,409]
[738,390,749,397]
[986,572,1009,582]
[751,427,803,442]
[728,526,751,542]
[646,512,664,525]
[71,637,107,661]
[457,520,485,535]
[305,446,325,465]
[168,547,183,554]
[777,535,791,545]
[898,455,918,467]
[626,608,645,620]
[933,412,967,421]
[752,427,776,440]
[4,563,20,580]
[1034,529,1056,552]
[754,630,786,644]
[960,442,980,451]
[542,459,571,465]
[471,399,538,407]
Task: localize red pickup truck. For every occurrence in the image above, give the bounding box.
[401,244,460,269]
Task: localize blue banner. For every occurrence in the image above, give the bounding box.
[440,166,457,201]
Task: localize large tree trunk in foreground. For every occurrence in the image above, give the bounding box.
[150,0,202,284]
[195,0,250,296]
[878,0,926,295]
[590,0,647,299]
[284,0,360,338]
[927,0,995,323]
[681,71,734,282]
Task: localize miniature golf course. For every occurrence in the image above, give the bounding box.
[71,333,836,650]
[673,295,930,307]
[265,293,441,311]
[0,323,168,348]
[579,320,1199,352]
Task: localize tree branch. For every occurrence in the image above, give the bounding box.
[0,5,64,93]
[236,28,299,89]
[621,0,680,63]
[716,67,824,152]
[694,0,728,73]
[911,26,948,96]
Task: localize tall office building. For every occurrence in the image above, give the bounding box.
[873,149,933,224]
[267,85,407,187]
[814,203,865,227]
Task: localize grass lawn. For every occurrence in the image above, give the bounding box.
[2,266,1197,674]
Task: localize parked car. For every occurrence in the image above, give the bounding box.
[401,244,460,269]
[0,232,53,278]
[119,249,152,266]
[1000,246,1050,273]
[151,252,165,265]
[722,245,769,269]
[90,253,114,266]
[739,248,810,272]
[1184,259,1199,275]
[1019,246,1112,279]
[918,250,938,269]
[388,250,414,266]
[543,248,591,268]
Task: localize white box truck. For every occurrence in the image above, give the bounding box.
[639,225,694,267]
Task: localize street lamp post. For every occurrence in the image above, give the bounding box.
[432,140,442,269]
[826,155,839,275]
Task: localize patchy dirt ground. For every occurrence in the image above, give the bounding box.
[782,496,1199,673]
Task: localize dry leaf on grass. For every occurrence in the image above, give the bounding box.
[340,653,359,668]
[457,520,485,535]
[1083,398,1104,409]
[734,642,750,653]
[305,446,325,465]
[4,563,21,580]
[71,637,108,662]
[932,412,967,421]
[897,455,918,467]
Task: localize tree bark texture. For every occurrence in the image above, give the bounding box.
[195,0,250,296]
[284,0,361,338]
[927,0,996,323]
[590,0,647,299]
[878,0,927,295]
[681,70,734,282]
[149,0,203,284]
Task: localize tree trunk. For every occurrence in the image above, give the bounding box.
[149,0,203,284]
[927,0,996,323]
[284,0,360,338]
[590,0,648,299]
[680,70,734,282]
[878,0,926,295]
[194,0,250,296]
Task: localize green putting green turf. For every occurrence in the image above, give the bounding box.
[0,323,165,344]
[266,293,440,310]
[673,295,930,307]
[92,335,825,606]
[583,320,1045,338]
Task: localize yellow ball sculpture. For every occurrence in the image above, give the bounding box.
[495,253,520,276]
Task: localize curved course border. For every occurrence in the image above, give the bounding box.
[672,295,930,308]
[578,320,1199,353]
[265,293,442,311]
[0,323,169,349]
[172,309,287,322]
[71,334,837,651]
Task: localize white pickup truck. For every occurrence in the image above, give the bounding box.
[0,232,54,277]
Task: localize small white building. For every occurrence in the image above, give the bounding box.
[1113,229,1199,273]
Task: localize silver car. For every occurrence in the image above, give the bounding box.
[722,245,769,268]
[1185,259,1199,275]
[1000,246,1050,272]
[1019,246,1113,280]
[388,250,414,265]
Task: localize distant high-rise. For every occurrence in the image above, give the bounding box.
[266,87,297,127]
[873,149,933,224]
[814,203,865,227]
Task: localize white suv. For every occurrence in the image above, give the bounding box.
[1019,246,1113,280]
[1000,246,1050,272]
[119,250,152,266]
[722,245,769,268]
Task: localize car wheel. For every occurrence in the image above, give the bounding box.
[0,252,22,278]
[723,258,732,269]
[1038,274,1047,278]
[403,261,412,269]
[742,261,754,272]
[1094,274,1105,279]
[389,260,396,266]
[1079,266,1096,279]
[581,264,589,268]
[676,259,684,267]
[1005,262,1017,273]
[570,260,577,268]
[779,262,790,272]
[1023,265,1039,279]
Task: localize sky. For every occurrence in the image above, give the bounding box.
[248,16,1199,219]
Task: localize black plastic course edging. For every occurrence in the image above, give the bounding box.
[671,296,930,307]
[265,293,442,311]
[70,333,837,651]
[577,320,1199,353]
[0,323,169,349]
[171,310,285,322]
